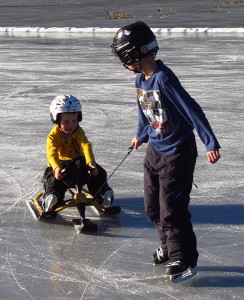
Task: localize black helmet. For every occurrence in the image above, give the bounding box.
[111,21,159,66]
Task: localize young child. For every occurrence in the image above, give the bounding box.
[42,94,114,232]
[111,21,221,277]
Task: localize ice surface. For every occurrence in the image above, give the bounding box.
[0,30,243,300]
[0,1,244,299]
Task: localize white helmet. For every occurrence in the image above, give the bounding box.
[50,94,82,123]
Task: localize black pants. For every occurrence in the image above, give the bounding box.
[144,134,199,266]
[42,156,111,218]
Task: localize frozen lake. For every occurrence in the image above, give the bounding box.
[0,28,243,299]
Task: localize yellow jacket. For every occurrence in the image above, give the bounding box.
[46,125,95,171]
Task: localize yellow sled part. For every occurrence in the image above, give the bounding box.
[27,187,120,221]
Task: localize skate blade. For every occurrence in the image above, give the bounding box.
[170,267,198,284]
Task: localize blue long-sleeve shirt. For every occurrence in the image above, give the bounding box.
[135,60,220,155]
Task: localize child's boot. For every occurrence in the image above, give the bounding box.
[43,194,57,212]
[102,189,114,207]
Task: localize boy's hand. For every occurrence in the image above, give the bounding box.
[88,162,98,176]
[131,137,142,150]
[207,149,221,164]
[54,167,64,180]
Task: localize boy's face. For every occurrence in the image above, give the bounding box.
[60,112,78,135]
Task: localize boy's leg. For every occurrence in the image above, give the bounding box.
[87,163,114,206]
[144,144,169,263]
[68,156,114,206]
[159,136,198,267]
[42,167,66,211]
[72,156,110,195]
[144,139,198,268]
[87,163,108,194]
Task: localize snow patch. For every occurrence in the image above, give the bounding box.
[0,27,244,34]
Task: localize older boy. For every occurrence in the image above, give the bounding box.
[111,21,220,278]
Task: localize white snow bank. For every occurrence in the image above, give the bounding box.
[0,27,244,34]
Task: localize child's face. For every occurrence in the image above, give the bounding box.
[60,113,78,135]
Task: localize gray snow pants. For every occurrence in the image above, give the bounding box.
[144,134,199,267]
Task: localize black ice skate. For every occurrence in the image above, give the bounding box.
[166,260,197,283]
[152,247,169,265]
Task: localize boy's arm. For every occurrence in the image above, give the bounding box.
[77,128,98,175]
[80,138,95,164]
[77,127,96,164]
[46,133,61,171]
[135,99,150,144]
[163,75,221,152]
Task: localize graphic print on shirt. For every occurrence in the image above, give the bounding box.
[137,88,173,135]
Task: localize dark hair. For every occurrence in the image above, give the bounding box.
[52,111,83,125]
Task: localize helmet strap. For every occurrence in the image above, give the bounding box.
[125,62,142,73]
